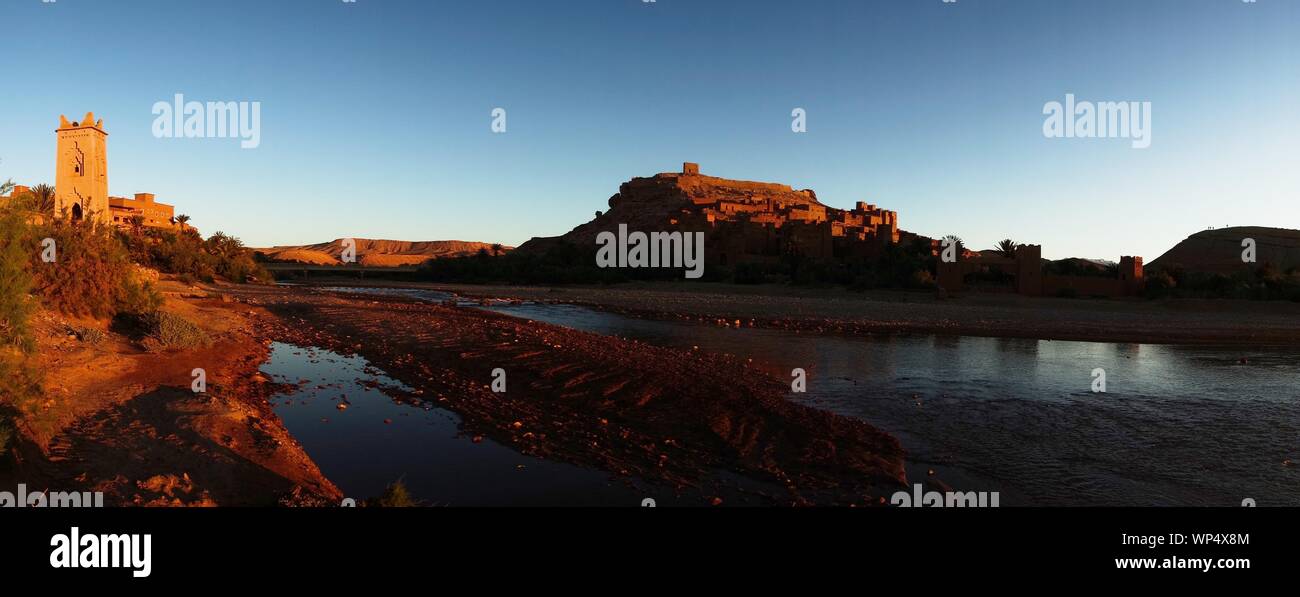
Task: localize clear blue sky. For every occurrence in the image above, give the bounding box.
[1,0,1296,259]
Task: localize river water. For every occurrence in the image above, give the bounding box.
[267,286,1300,506]
[259,342,693,506]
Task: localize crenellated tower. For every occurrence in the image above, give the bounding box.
[55,112,109,224]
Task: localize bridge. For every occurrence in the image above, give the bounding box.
[261,263,421,278]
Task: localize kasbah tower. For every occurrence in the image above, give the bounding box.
[55,112,110,225]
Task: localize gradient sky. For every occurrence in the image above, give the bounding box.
[1,0,1296,259]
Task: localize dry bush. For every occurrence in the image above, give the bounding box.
[29,218,161,318]
[140,311,209,352]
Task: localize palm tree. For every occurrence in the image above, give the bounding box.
[490,243,503,257]
[128,214,146,235]
[205,231,245,260]
[994,238,1018,259]
[29,184,55,215]
[1,157,14,197]
[175,214,191,229]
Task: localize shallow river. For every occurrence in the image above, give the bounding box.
[266,286,1300,506]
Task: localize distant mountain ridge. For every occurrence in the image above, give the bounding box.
[255,238,510,267]
[1149,226,1300,274]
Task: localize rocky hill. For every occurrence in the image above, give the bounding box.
[256,239,509,267]
[1149,227,1300,273]
[526,171,822,249]
[517,163,911,258]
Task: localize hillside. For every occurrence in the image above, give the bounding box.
[1149,227,1300,274]
[516,163,920,260]
[256,239,510,267]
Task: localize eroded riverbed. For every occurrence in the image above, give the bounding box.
[260,342,688,506]
[313,286,1300,506]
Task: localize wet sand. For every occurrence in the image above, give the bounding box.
[235,284,907,505]
[9,282,341,506]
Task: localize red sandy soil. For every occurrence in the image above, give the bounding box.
[6,280,908,506]
[313,279,1300,346]
[233,284,906,505]
[5,281,340,506]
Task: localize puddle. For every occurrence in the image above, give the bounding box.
[260,342,684,506]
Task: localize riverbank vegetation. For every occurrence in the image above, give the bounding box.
[0,189,260,439]
[416,237,940,290]
[120,226,270,285]
[1146,263,1300,301]
[1,190,39,442]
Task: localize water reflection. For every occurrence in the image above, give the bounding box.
[484,301,1299,506]
[260,342,677,506]
[323,287,1300,506]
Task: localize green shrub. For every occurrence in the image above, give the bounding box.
[119,273,163,315]
[0,353,41,415]
[0,199,43,418]
[369,480,418,507]
[29,218,135,318]
[119,228,268,284]
[141,311,209,352]
[1141,265,1300,301]
[0,196,36,353]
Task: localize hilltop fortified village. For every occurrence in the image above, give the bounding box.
[521,162,1146,297]
[521,162,921,265]
[2,112,186,231]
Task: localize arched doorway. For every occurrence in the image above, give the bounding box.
[71,203,83,222]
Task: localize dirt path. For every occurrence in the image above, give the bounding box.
[234,285,907,506]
